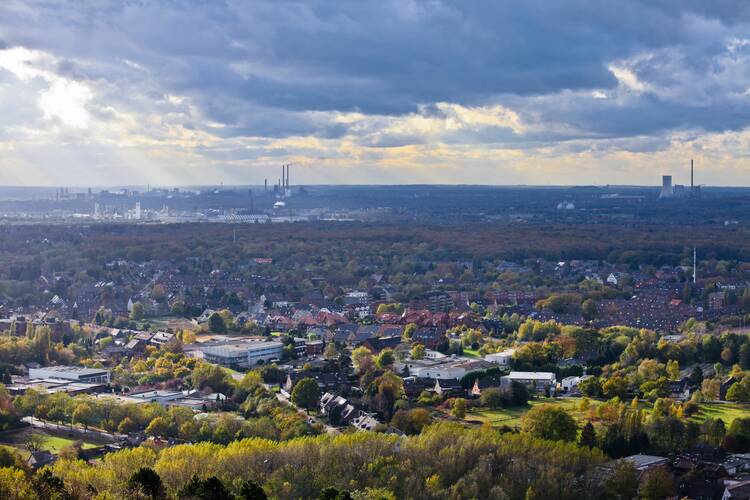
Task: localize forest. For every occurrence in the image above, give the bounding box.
[0,422,632,500]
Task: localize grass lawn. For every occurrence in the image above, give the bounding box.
[462,348,481,359]
[465,397,750,430]
[465,397,601,428]
[0,429,99,458]
[691,403,750,424]
[148,316,198,332]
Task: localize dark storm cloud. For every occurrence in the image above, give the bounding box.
[0,0,748,144]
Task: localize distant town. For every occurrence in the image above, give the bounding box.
[0,183,746,498]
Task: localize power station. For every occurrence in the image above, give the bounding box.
[659,160,700,199]
[659,175,673,198]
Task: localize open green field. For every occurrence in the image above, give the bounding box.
[692,403,750,424]
[0,428,99,458]
[148,316,199,332]
[464,397,750,429]
[464,397,602,428]
[461,348,481,359]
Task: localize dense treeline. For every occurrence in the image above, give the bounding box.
[7,423,614,500]
[1,222,749,283]
[11,366,316,443]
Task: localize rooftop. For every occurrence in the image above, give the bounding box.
[31,365,108,376]
[506,371,556,380]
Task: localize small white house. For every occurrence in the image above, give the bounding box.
[484,348,515,366]
[561,374,592,392]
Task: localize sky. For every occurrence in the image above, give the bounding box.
[0,1,749,187]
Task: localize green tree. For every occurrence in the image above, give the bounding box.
[581,299,598,321]
[403,323,417,341]
[72,402,93,430]
[239,480,268,500]
[130,302,146,320]
[0,467,34,500]
[179,475,232,500]
[291,377,321,410]
[520,404,577,442]
[579,421,597,448]
[351,346,374,374]
[726,379,750,402]
[602,376,628,399]
[128,467,166,499]
[319,487,353,500]
[410,343,425,360]
[578,377,603,398]
[145,416,174,438]
[208,312,227,334]
[452,398,467,419]
[603,460,639,500]
[118,416,138,434]
[666,359,680,380]
[640,467,675,500]
[323,343,338,360]
[480,388,507,409]
[376,349,395,369]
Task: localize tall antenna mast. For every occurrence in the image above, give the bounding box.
[693,246,697,284]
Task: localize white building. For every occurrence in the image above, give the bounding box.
[561,374,592,392]
[484,348,515,366]
[501,371,556,391]
[123,390,184,404]
[403,357,492,380]
[29,366,110,384]
[201,340,284,368]
[423,349,447,360]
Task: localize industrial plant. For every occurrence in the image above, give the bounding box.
[659,160,700,199]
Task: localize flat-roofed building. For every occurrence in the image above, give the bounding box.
[201,340,284,368]
[501,371,556,391]
[484,348,515,366]
[29,366,110,384]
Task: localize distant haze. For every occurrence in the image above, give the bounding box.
[0,1,749,186]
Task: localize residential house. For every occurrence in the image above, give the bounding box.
[470,376,503,398]
[362,335,401,353]
[434,379,464,398]
[484,348,515,366]
[411,327,445,350]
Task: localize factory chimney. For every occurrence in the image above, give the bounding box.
[690,159,694,197]
[264,178,267,192]
[286,164,290,190]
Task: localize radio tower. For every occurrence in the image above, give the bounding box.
[693,246,697,284]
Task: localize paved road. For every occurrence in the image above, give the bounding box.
[274,392,339,435]
[22,416,125,442]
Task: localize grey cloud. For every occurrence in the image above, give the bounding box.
[0,0,749,158]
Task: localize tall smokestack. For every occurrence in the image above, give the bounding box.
[264,178,267,192]
[286,164,290,190]
[690,159,694,197]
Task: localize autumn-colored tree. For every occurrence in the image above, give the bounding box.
[521,404,577,442]
[452,398,467,419]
